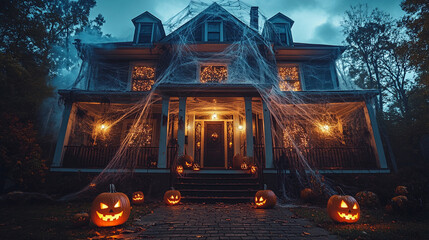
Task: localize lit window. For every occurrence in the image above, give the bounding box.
[200,65,228,83]
[278,65,301,91]
[132,66,155,91]
[206,22,221,42]
[138,23,153,43]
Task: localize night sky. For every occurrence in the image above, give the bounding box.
[89,0,404,45]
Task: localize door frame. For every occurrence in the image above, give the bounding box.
[200,120,230,168]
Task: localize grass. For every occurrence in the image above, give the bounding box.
[291,205,429,240]
[0,201,158,240]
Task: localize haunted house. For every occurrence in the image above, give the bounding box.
[52,3,389,198]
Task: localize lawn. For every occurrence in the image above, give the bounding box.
[291,206,429,240]
[0,201,158,240]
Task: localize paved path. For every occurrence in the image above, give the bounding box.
[133,203,338,240]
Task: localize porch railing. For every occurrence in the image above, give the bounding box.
[62,146,160,169]
[273,146,377,170]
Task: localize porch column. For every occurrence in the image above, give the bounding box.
[186,113,195,159]
[51,102,73,167]
[364,99,388,168]
[262,100,274,168]
[157,96,170,168]
[177,97,187,157]
[244,97,254,158]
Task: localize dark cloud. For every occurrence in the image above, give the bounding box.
[311,21,343,45]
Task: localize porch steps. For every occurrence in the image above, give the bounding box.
[174,172,261,201]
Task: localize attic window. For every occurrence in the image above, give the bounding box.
[278,65,301,91]
[132,66,155,91]
[200,65,228,83]
[205,21,223,42]
[138,23,153,43]
[274,23,290,45]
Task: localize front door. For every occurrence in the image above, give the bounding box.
[204,121,225,168]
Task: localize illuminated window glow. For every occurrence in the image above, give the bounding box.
[278,66,301,91]
[200,65,228,83]
[132,66,155,91]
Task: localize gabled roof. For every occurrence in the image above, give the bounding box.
[132,11,166,37]
[161,2,262,43]
[267,12,294,27]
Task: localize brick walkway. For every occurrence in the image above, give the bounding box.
[133,203,338,240]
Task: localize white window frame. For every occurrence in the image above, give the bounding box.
[277,63,305,91]
[136,23,154,44]
[274,23,292,45]
[204,21,223,42]
[198,62,228,83]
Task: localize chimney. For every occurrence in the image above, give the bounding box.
[250,6,258,30]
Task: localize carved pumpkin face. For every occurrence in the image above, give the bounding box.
[176,165,184,174]
[164,190,181,205]
[327,195,360,223]
[250,165,257,174]
[132,191,144,205]
[178,154,193,168]
[90,185,131,227]
[193,163,200,171]
[241,162,248,170]
[255,190,277,209]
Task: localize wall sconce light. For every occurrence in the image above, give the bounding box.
[238,125,244,131]
[211,113,217,120]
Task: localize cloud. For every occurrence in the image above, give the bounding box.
[311,21,343,45]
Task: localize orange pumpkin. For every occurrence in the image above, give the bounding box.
[327,195,360,223]
[131,191,144,205]
[90,184,131,227]
[355,191,379,207]
[255,190,277,208]
[395,186,408,196]
[164,190,181,205]
[192,163,200,171]
[250,165,258,174]
[178,155,193,168]
[176,165,184,174]
[300,188,316,202]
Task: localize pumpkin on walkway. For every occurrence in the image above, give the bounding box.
[164,189,181,205]
[131,191,144,205]
[255,189,277,209]
[90,184,131,227]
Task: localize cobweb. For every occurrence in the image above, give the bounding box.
[61,0,372,200]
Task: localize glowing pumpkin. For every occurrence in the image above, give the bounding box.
[241,162,248,170]
[178,154,193,168]
[164,190,181,205]
[192,163,200,171]
[131,191,144,205]
[327,195,360,223]
[176,165,184,174]
[71,212,89,227]
[255,190,277,209]
[250,165,258,174]
[90,184,131,227]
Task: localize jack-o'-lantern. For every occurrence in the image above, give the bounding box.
[193,163,200,171]
[250,165,258,174]
[241,162,248,170]
[164,190,181,205]
[255,190,277,209]
[327,195,360,223]
[391,195,408,210]
[71,212,89,227]
[178,155,193,168]
[131,191,144,205]
[176,165,184,174]
[90,184,131,227]
[395,186,408,196]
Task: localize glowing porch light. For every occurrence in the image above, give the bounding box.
[318,123,331,134]
[211,113,217,119]
[238,125,244,131]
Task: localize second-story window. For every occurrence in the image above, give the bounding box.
[278,65,301,91]
[200,64,228,83]
[206,21,223,42]
[138,23,153,43]
[132,66,155,91]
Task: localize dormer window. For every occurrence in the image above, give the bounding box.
[200,64,228,83]
[274,23,291,45]
[132,65,155,91]
[205,21,223,42]
[137,23,153,44]
[278,65,301,91]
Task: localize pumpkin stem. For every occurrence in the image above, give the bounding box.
[336,186,345,195]
[109,184,116,193]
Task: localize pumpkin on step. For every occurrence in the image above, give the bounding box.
[131,191,144,205]
[90,184,131,227]
[164,190,181,205]
[255,190,277,209]
[327,194,360,223]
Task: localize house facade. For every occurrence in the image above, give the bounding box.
[51,3,389,192]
